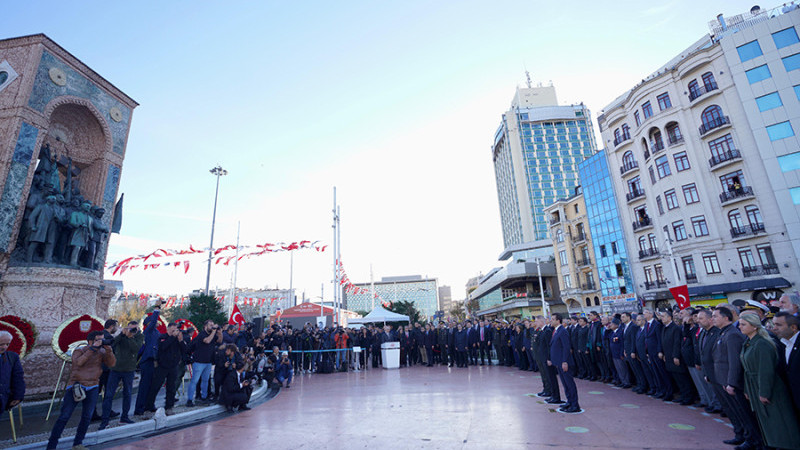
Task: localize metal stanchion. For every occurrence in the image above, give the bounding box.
[8,407,16,443]
[16,404,22,427]
[45,360,67,421]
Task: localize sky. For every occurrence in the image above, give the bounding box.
[1,0,767,305]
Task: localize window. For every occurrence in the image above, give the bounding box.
[614,128,621,143]
[655,155,671,178]
[691,216,709,237]
[757,244,776,266]
[756,92,783,112]
[621,123,631,139]
[634,110,641,127]
[627,176,642,195]
[673,221,687,241]
[745,64,772,84]
[622,151,636,168]
[556,228,564,242]
[766,121,795,140]
[779,152,800,172]
[791,187,800,204]
[657,93,672,111]
[651,130,664,150]
[745,205,762,226]
[643,267,653,283]
[795,85,800,102]
[708,134,735,161]
[666,123,682,144]
[674,152,690,171]
[720,170,745,190]
[738,248,757,269]
[648,233,658,251]
[729,209,745,229]
[656,195,664,215]
[611,242,618,254]
[574,204,579,214]
[682,256,696,277]
[648,166,656,184]
[563,274,572,288]
[654,264,665,282]
[773,27,800,49]
[683,183,700,204]
[638,236,648,251]
[737,40,763,62]
[702,252,721,274]
[642,101,653,119]
[599,245,607,257]
[665,189,679,209]
[702,72,716,90]
[783,53,800,72]
[701,105,724,127]
[559,250,568,266]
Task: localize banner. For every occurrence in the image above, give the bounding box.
[669,285,691,310]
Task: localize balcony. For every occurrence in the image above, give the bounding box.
[614,135,632,147]
[571,232,586,243]
[626,189,646,202]
[620,161,639,176]
[686,274,698,284]
[638,248,660,260]
[731,223,766,239]
[632,216,653,231]
[668,135,685,147]
[550,217,561,225]
[719,186,754,204]
[689,82,719,101]
[699,116,731,136]
[709,149,742,169]
[576,257,591,267]
[644,280,668,290]
[581,282,596,291]
[742,264,780,278]
[650,140,666,155]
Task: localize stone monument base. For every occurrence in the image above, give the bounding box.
[0,266,113,395]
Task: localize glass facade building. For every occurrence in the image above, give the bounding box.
[577,150,634,298]
[343,277,439,319]
[493,87,598,248]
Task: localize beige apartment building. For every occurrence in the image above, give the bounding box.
[544,189,602,313]
[596,5,800,308]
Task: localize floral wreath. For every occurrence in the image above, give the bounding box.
[51,314,104,362]
[0,315,37,357]
[0,321,27,357]
[174,319,198,339]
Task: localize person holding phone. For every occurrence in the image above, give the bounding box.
[99,321,143,429]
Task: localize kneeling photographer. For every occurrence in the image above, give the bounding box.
[220,358,254,412]
[276,352,293,388]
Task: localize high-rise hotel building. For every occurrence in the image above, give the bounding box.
[493,86,598,250]
[597,5,800,307]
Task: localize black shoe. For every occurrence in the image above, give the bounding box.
[723,437,745,446]
[109,410,120,418]
[646,390,656,396]
[546,398,566,405]
[662,396,674,402]
[186,400,195,407]
[120,417,134,424]
[225,406,235,413]
[91,413,102,422]
[238,405,251,411]
[621,384,632,389]
[563,406,582,413]
[98,420,108,430]
[679,399,693,406]
[733,442,756,450]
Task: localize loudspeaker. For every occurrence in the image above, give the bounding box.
[253,316,266,333]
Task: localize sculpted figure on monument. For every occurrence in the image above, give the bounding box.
[86,206,109,270]
[33,143,62,194]
[68,202,93,267]
[25,194,64,263]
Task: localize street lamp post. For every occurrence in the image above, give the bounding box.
[205,165,227,295]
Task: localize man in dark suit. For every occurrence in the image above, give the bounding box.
[423,325,435,367]
[609,318,630,388]
[576,317,590,379]
[633,314,656,395]
[660,310,692,404]
[220,361,252,412]
[0,331,25,416]
[773,311,800,416]
[697,309,722,414]
[478,320,492,365]
[643,308,669,398]
[621,312,642,392]
[531,317,553,398]
[466,321,479,365]
[587,312,602,381]
[540,318,562,405]
[549,313,580,413]
[712,307,762,448]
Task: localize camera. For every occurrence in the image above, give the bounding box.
[102,338,113,346]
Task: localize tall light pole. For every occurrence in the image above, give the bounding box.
[205,165,227,295]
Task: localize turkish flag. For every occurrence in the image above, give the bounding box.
[229,304,245,326]
[669,285,691,310]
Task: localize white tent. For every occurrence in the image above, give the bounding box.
[348,306,410,325]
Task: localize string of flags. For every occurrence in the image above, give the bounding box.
[336,260,391,307]
[217,295,287,307]
[108,240,327,276]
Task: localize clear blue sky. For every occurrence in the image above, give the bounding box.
[2,0,764,304]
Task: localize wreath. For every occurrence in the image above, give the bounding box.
[174,319,198,339]
[0,315,37,356]
[51,314,104,362]
[0,321,28,357]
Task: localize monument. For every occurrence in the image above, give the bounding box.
[0,34,137,394]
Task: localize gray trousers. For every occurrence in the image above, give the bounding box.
[613,357,631,386]
[688,367,715,407]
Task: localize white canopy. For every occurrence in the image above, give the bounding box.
[348,306,410,325]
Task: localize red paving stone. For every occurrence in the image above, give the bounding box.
[111,365,734,449]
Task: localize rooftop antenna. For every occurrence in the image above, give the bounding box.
[524,67,532,88]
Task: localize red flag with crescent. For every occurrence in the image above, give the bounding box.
[229,304,245,326]
[669,285,691,310]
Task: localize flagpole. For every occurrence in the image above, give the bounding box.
[230,221,240,316]
[336,205,341,324]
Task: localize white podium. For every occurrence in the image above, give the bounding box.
[381,341,400,369]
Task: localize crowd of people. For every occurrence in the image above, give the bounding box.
[0,293,799,449]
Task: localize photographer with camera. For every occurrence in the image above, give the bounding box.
[220,358,254,412]
[187,320,223,407]
[143,322,187,415]
[94,319,118,421]
[47,330,116,450]
[99,321,143,429]
[134,300,165,416]
[276,352,293,388]
[213,344,238,401]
